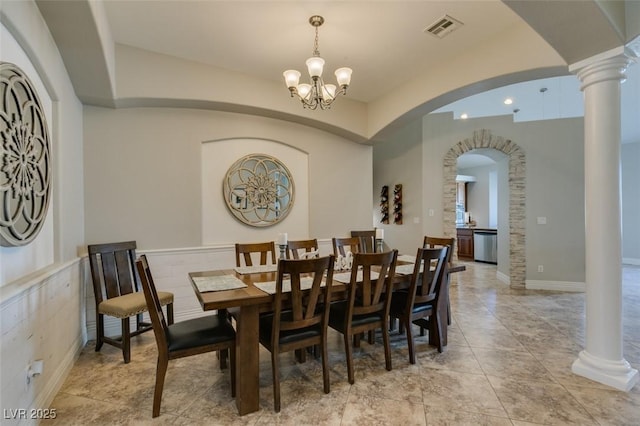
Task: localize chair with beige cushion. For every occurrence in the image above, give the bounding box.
[88,241,174,363]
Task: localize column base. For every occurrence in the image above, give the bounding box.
[572,350,639,391]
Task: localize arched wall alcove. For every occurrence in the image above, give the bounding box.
[443,129,526,288]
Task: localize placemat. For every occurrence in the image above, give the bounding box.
[254,276,323,294]
[192,275,247,292]
[333,270,380,284]
[234,265,278,274]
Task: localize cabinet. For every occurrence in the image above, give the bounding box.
[457,228,474,260]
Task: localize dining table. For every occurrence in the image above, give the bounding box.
[188,258,465,415]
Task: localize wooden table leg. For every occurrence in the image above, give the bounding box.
[235,304,260,415]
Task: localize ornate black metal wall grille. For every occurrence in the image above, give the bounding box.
[223,154,294,227]
[1,62,52,247]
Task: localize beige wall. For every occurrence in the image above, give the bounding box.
[83,107,373,250]
[374,112,587,285]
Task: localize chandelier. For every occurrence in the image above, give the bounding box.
[283,15,352,110]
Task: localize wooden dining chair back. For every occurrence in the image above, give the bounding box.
[329,250,398,384]
[350,230,376,253]
[235,241,277,267]
[332,236,362,257]
[88,241,174,363]
[136,255,236,417]
[287,238,319,259]
[390,246,448,362]
[423,236,455,325]
[423,236,455,265]
[258,255,335,412]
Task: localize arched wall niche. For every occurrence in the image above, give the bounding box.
[443,129,526,288]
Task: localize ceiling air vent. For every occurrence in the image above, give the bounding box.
[424,15,463,38]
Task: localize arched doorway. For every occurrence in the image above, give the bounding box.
[443,129,526,288]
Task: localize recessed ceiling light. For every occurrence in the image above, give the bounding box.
[460,113,468,119]
[504,98,513,105]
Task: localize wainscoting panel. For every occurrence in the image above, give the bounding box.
[0,259,84,426]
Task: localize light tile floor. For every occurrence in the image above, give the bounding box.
[44,262,640,425]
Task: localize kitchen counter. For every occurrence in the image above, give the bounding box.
[456,228,498,262]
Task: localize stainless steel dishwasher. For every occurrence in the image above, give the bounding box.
[474,230,497,264]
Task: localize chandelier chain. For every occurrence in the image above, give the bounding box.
[313,26,320,57]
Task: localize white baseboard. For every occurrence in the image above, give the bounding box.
[623,258,640,266]
[496,270,510,285]
[525,280,585,292]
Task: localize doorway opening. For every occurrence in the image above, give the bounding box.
[443,129,526,288]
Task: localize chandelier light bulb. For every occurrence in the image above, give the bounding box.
[282,15,352,110]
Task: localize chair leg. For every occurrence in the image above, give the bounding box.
[271,350,281,412]
[121,318,131,364]
[321,336,330,394]
[219,349,228,370]
[382,324,392,372]
[368,330,375,344]
[405,319,416,364]
[95,314,104,351]
[230,345,236,398]
[152,357,169,418]
[344,332,355,385]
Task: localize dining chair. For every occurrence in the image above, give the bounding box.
[287,238,319,259]
[235,241,277,267]
[350,230,376,253]
[389,247,448,363]
[332,236,362,257]
[329,250,398,384]
[136,255,236,418]
[423,236,455,326]
[258,255,335,412]
[88,241,174,364]
[223,241,277,368]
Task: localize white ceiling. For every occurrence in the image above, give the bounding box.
[101,0,524,103]
[35,1,638,143]
[435,65,640,146]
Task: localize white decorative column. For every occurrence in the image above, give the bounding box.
[569,45,639,391]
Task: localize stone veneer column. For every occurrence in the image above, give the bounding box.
[569,46,639,391]
[443,129,526,288]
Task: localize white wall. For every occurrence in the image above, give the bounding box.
[372,118,423,255]
[1,1,85,423]
[83,107,373,250]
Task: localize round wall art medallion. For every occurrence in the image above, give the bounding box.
[0,62,52,247]
[223,154,295,227]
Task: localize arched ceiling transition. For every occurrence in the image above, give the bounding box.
[35,0,636,144]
